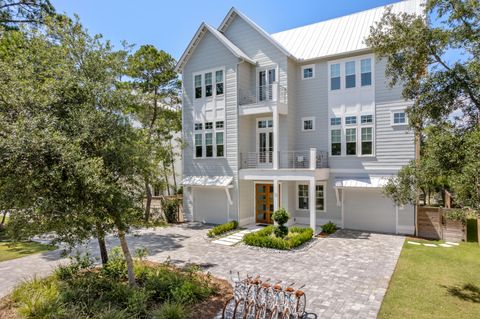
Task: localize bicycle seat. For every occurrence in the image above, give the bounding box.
[261,282,271,288]
[295,290,305,297]
[285,287,295,293]
[273,284,282,290]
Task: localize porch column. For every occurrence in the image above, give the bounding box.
[273,179,279,213]
[309,179,316,231]
[273,108,279,169]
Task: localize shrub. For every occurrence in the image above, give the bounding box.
[151,302,190,319]
[101,247,127,280]
[321,221,337,234]
[243,225,313,250]
[272,208,290,238]
[207,220,239,237]
[162,198,181,223]
[444,209,468,223]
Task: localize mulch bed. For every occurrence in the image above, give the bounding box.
[0,297,19,319]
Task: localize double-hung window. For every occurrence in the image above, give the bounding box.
[297,184,325,212]
[361,58,372,86]
[330,64,340,90]
[205,72,213,97]
[298,185,309,210]
[205,132,213,157]
[216,131,224,157]
[195,133,203,158]
[194,75,202,99]
[345,61,356,88]
[215,70,224,95]
[361,127,373,155]
[346,128,357,155]
[316,184,325,211]
[194,121,225,158]
[331,129,341,156]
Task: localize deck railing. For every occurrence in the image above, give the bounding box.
[240,150,329,169]
[238,83,287,106]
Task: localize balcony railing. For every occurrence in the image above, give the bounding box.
[239,83,287,106]
[240,150,329,169]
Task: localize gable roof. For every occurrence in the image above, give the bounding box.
[175,22,255,73]
[218,7,296,59]
[271,0,425,61]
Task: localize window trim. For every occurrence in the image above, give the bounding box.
[296,182,327,213]
[301,116,315,132]
[360,58,372,87]
[329,63,341,91]
[330,128,342,157]
[345,61,356,89]
[193,120,226,159]
[192,67,225,100]
[301,64,315,80]
[345,127,357,156]
[391,110,408,126]
[360,126,374,156]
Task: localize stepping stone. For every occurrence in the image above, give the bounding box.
[212,240,236,246]
[220,238,240,243]
[446,242,460,246]
[423,243,437,247]
[439,244,453,248]
[407,241,421,245]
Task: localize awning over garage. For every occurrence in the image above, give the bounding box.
[181,176,233,188]
[334,176,389,189]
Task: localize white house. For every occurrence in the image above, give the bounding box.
[176,0,423,235]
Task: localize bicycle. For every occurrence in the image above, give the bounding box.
[282,284,305,319]
[222,271,250,319]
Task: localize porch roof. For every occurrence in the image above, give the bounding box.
[334,177,389,189]
[181,175,234,188]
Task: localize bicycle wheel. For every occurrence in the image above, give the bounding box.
[222,297,237,319]
[255,305,268,319]
[269,305,280,319]
[244,300,257,319]
[295,293,306,319]
[281,307,290,319]
[234,298,247,319]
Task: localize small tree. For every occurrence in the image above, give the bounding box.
[272,208,290,238]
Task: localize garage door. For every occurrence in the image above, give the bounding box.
[193,188,228,224]
[343,189,396,233]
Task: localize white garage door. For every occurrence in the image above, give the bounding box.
[193,188,228,224]
[343,189,396,233]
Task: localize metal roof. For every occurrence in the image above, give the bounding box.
[175,22,254,73]
[181,176,234,187]
[271,0,425,61]
[334,177,390,188]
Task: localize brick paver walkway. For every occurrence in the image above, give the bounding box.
[0,223,404,318]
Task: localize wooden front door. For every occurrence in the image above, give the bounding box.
[255,183,280,224]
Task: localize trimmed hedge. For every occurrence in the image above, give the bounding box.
[243,226,313,250]
[207,220,239,238]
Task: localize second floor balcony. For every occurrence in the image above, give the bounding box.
[238,83,288,116]
[240,149,329,170]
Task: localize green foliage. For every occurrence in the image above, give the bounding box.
[151,302,190,319]
[0,0,56,30]
[274,225,288,238]
[101,247,128,280]
[243,225,313,250]
[272,208,290,238]
[321,221,337,234]
[162,198,181,223]
[55,252,94,281]
[443,209,468,223]
[207,220,239,237]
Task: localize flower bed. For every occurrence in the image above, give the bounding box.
[207,220,238,238]
[243,226,313,250]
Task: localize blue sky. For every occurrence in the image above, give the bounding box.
[52,0,401,59]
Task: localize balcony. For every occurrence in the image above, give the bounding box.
[240,150,329,169]
[238,83,288,116]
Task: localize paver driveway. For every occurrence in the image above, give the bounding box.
[0,223,404,318]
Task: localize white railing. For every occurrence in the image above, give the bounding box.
[240,149,329,169]
[238,83,287,106]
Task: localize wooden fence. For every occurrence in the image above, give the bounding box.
[147,196,184,222]
[417,207,466,242]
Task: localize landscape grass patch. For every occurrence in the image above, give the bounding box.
[243,225,313,250]
[207,220,238,238]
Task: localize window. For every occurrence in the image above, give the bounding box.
[205,72,213,97]
[258,120,273,128]
[195,133,202,158]
[205,122,213,129]
[361,58,372,86]
[345,61,356,88]
[205,132,213,157]
[345,116,357,125]
[194,74,202,99]
[302,117,315,131]
[316,184,325,211]
[194,123,203,130]
[216,132,224,157]
[330,63,340,90]
[346,128,357,155]
[297,184,326,211]
[330,117,341,126]
[361,115,373,124]
[361,127,373,155]
[216,70,224,95]
[331,129,341,156]
[393,111,406,125]
[298,185,309,210]
[302,65,314,79]
[215,121,224,129]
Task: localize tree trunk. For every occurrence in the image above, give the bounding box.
[163,162,171,196]
[0,211,7,225]
[145,179,152,222]
[95,222,108,265]
[117,228,137,287]
[169,140,177,194]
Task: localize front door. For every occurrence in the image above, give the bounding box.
[255,183,280,224]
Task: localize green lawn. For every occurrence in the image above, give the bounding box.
[0,216,55,262]
[379,239,480,319]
